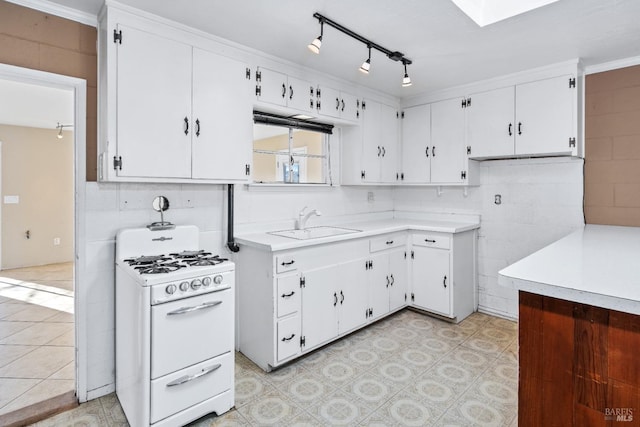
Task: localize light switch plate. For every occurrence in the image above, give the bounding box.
[4,195,19,204]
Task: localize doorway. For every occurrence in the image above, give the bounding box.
[0,64,86,419]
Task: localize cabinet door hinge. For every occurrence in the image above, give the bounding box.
[113,29,122,44]
[411,292,415,302]
[255,85,261,97]
[569,77,576,88]
[396,111,399,119]
[245,164,251,176]
[316,100,321,110]
[113,156,122,171]
[300,336,306,348]
[461,98,467,108]
[569,137,576,148]
[255,70,261,82]
[361,170,366,179]
[300,276,306,288]
[404,251,407,259]
[401,172,405,180]
[461,170,467,180]
[467,97,471,107]
[245,68,251,80]
[411,250,414,259]
[466,146,471,155]
[362,100,366,110]
[405,293,407,302]
[401,111,405,119]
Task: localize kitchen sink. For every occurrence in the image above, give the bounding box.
[268,226,361,240]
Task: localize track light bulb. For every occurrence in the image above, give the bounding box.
[402,63,412,87]
[308,21,324,54]
[57,130,63,139]
[360,46,372,74]
[308,36,322,54]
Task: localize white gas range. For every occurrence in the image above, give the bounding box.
[115,224,234,427]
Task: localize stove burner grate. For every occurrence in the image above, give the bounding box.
[169,250,212,259]
[135,262,185,274]
[183,255,229,267]
[124,255,171,266]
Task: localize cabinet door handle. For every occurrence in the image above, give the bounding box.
[425,239,436,243]
[336,97,340,110]
[281,334,296,342]
[426,146,429,157]
[443,275,447,288]
[518,122,522,135]
[386,276,390,288]
[195,119,201,137]
[281,291,295,298]
[341,99,345,111]
[508,123,512,136]
[282,83,286,98]
[183,117,189,135]
[382,147,386,157]
[378,146,381,157]
[166,363,221,387]
[432,146,435,157]
[334,292,338,306]
[390,274,395,286]
[386,240,394,245]
[281,260,295,266]
[340,291,344,304]
[289,85,293,100]
[167,301,221,316]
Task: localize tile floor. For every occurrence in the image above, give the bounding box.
[33,309,518,426]
[0,263,75,416]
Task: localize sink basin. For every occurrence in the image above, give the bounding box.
[268,226,361,240]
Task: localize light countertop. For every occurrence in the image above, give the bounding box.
[499,224,640,315]
[235,218,480,251]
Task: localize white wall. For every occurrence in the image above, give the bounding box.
[82,181,392,396]
[395,157,585,318]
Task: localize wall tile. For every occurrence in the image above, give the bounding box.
[0,33,40,69]
[614,183,640,208]
[613,86,640,113]
[584,182,614,207]
[613,135,640,160]
[585,206,640,227]
[38,44,97,87]
[585,137,613,160]
[585,90,614,116]
[587,65,640,92]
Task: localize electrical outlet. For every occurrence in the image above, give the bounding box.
[367,191,374,202]
[53,237,61,246]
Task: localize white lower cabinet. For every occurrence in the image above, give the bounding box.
[237,227,477,371]
[410,231,476,321]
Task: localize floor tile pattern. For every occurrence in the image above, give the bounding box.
[32,309,518,426]
[0,263,74,416]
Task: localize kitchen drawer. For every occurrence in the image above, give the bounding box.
[413,234,450,250]
[370,234,407,253]
[277,274,301,317]
[150,352,233,424]
[276,254,297,273]
[277,315,300,362]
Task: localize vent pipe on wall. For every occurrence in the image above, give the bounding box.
[226,184,240,252]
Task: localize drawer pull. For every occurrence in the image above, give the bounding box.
[167,301,221,316]
[425,239,436,243]
[166,363,221,387]
[386,240,394,245]
[281,334,296,342]
[281,291,295,298]
[281,260,295,266]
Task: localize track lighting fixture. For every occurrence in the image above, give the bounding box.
[402,61,412,87]
[308,12,413,87]
[359,45,371,74]
[56,122,73,139]
[308,20,323,54]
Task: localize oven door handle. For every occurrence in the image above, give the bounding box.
[166,363,221,387]
[167,300,222,316]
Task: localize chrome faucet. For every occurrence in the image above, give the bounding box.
[296,206,322,230]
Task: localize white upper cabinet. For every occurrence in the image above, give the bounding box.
[465,86,515,159]
[191,49,253,180]
[361,99,399,183]
[400,104,431,183]
[115,24,193,179]
[316,86,360,122]
[255,67,315,114]
[430,98,467,184]
[466,74,578,159]
[515,75,576,156]
[100,11,253,183]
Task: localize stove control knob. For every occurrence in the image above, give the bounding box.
[213,275,223,285]
[165,284,177,295]
[179,281,189,292]
[191,279,202,290]
[202,277,212,287]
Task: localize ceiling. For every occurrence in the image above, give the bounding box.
[0,79,73,129]
[35,0,640,98]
